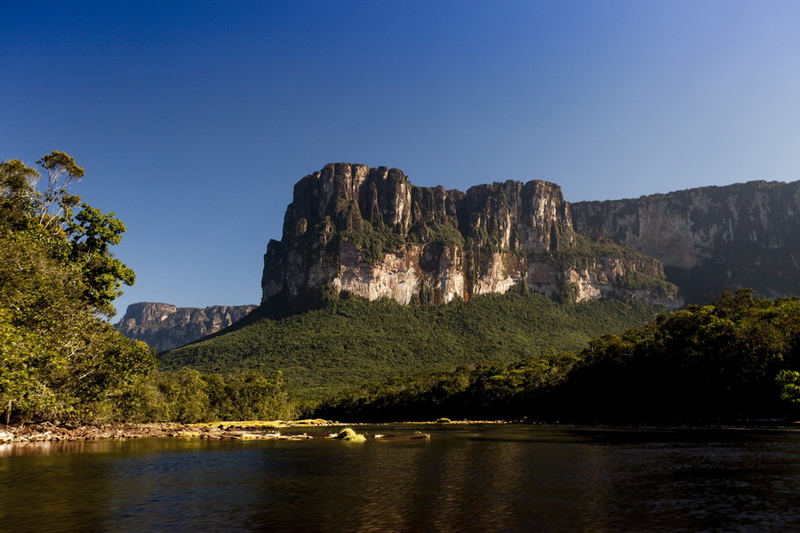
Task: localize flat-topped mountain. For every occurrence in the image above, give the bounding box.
[262,163,680,311]
[159,166,800,399]
[115,302,257,352]
[571,180,800,302]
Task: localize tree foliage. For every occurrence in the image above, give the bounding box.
[117,369,297,423]
[312,290,800,423]
[0,154,155,422]
[66,204,135,310]
[34,151,85,229]
[0,152,296,424]
[313,351,579,422]
[552,289,800,422]
[776,370,800,404]
[164,289,664,406]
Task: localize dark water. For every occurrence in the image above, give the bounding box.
[1,425,800,532]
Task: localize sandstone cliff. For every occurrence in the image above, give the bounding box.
[262,163,680,310]
[571,180,800,302]
[116,302,257,352]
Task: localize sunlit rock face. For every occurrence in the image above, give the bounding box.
[115,303,257,352]
[262,163,680,310]
[571,180,800,302]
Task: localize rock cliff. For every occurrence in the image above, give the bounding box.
[115,302,257,352]
[262,163,680,310]
[571,180,800,302]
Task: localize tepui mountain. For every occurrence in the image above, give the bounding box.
[118,163,800,350]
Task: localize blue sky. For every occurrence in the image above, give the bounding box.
[3,1,800,317]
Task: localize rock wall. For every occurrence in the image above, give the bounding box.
[571,180,800,302]
[262,163,680,310]
[115,302,257,352]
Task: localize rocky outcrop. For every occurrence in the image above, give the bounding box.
[262,163,680,310]
[571,180,800,302]
[115,302,257,352]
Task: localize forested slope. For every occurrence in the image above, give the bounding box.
[161,291,664,402]
[314,290,800,423]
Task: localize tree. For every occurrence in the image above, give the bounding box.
[35,150,85,229]
[557,291,800,422]
[67,204,135,312]
[0,159,40,229]
[776,370,800,404]
[0,152,154,423]
[0,308,48,425]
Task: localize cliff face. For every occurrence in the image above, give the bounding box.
[115,302,257,352]
[571,180,800,302]
[262,163,680,310]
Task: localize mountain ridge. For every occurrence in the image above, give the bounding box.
[571,179,800,302]
[115,302,257,352]
[261,163,680,311]
[119,170,800,358]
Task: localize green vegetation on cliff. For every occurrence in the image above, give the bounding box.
[532,234,678,299]
[339,220,406,263]
[161,291,664,403]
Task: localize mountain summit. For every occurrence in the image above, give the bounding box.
[261,163,680,311]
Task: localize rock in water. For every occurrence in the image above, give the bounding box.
[333,428,366,442]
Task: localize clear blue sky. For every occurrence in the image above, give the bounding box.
[3,1,800,317]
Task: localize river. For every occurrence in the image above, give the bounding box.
[1,425,799,532]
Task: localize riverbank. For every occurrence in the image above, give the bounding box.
[0,418,504,446]
[0,419,339,445]
[5,418,790,446]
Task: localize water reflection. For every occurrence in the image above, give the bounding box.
[1,426,799,531]
[565,429,800,531]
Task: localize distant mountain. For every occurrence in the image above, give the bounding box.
[115,302,257,352]
[571,180,800,302]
